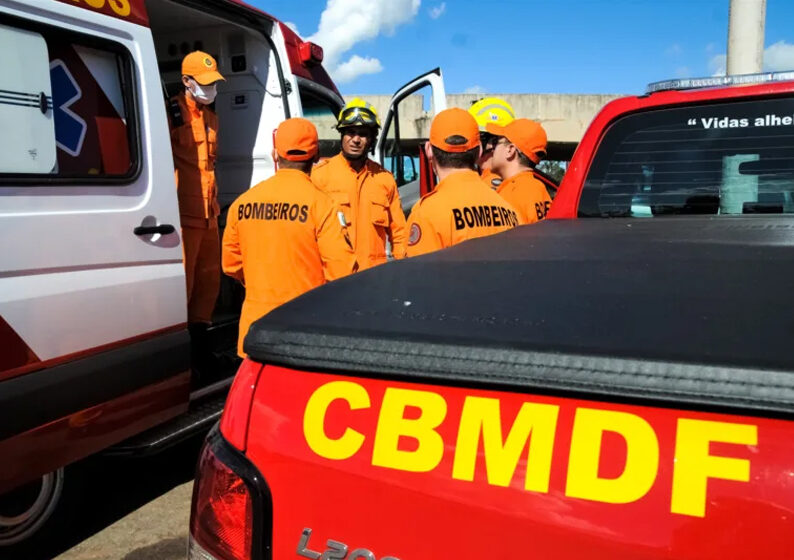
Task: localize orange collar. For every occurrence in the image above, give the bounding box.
[434,169,481,192]
[336,153,371,177]
[275,168,310,179]
[183,91,203,118]
[497,169,534,192]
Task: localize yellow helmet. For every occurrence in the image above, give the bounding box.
[468,97,516,131]
[337,97,381,129]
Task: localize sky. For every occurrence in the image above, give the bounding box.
[249,0,794,96]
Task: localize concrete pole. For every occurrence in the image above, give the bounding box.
[727,0,766,75]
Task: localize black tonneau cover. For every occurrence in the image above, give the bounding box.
[245,217,794,416]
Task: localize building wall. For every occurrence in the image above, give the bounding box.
[316,93,625,145]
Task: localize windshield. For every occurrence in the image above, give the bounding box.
[578,96,794,217]
[299,87,341,158]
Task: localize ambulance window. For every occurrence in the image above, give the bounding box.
[299,87,341,158]
[0,18,138,181]
[383,89,429,187]
[0,24,55,174]
[578,97,794,217]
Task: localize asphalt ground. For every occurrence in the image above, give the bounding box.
[5,433,205,560]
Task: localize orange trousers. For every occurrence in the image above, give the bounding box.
[182,219,220,324]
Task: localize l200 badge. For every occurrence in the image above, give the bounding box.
[297,528,400,560]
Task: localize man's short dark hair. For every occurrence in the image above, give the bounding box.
[431,145,479,170]
[479,132,498,152]
[516,150,537,169]
[278,156,314,173]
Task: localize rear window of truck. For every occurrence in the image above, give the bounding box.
[578,96,794,217]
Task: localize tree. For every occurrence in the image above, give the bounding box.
[537,160,566,183]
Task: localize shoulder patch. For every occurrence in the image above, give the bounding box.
[408,223,422,246]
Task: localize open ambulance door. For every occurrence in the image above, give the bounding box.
[375,68,446,216]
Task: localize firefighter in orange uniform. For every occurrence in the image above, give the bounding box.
[169,51,225,330]
[222,118,357,356]
[468,97,516,189]
[488,118,553,224]
[311,98,407,270]
[405,108,521,257]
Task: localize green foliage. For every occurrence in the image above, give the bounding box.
[537,160,567,182]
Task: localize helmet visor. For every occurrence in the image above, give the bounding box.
[338,106,378,128]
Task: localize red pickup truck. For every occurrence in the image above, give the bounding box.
[188,72,794,560]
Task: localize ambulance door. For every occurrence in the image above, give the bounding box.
[0,5,186,370]
[376,68,447,215]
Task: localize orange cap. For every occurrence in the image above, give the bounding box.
[275,118,318,162]
[182,51,225,85]
[429,108,480,153]
[486,119,547,164]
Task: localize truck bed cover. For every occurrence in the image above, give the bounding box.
[245,217,794,416]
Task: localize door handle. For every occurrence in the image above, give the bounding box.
[134,224,175,236]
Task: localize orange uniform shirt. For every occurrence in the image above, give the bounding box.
[480,167,503,189]
[311,153,407,270]
[222,168,357,355]
[406,170,521,257]
[497,170,553,224]
[170,92,220,228]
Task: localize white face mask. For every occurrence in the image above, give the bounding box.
[188,79,217,105]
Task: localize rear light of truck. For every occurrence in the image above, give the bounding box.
[220,359,264,451]
[189,441,253,560]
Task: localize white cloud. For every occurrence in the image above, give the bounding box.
[284,21,301,37]
[764,40,794,71]
[665,43,683,57]
[464,85,487,94]
[709,40,794,76]
[307,0,421,83]
[333,55,384,83]
[429,2,446,19]
[709,53,728,76]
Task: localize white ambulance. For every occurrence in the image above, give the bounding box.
[0,0,446,549]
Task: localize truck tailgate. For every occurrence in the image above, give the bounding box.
[245,364,792,559]
[239,217,794,558]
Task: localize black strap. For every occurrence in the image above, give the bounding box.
[167,97,184,128]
